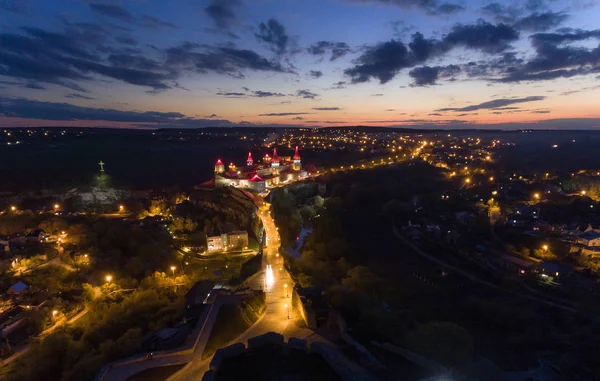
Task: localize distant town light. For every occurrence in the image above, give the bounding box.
[581,190,587,196]
[542,244,549,252]
[105,275,113,283]
[534,193,540,199]
[10,206,16,211]
[54,204,60,209]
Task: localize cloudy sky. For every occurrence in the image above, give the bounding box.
[1,0,599,129]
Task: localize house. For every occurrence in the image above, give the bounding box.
[6,282,28,296]
[495,255,536,275]
[26,229,46,244]
[577,230,600,249]
[539,262,562,282]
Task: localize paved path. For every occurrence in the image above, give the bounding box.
[167,202,313,381]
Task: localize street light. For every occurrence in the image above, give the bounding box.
[54,204,60,210]
[581,190,587,196]
[105,274,113,283]
[284,304,289,319]
[10,206,16,212]
[534,193,540,200]
[119,205,124,212]
[284,283,289,298]
[170,265,176,276]
[542,244,549,252]
[52,310,58,318]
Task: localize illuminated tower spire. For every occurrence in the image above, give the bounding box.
[214,158,225,174]
[292,146,301,171]
[271,148,280,168]
[247,152,254,166]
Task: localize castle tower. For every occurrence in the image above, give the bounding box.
[214,159,225,174]
[292,146,301,171]
[229,162,236,172]
[263,153,271,163]
[247,152,254,167]
[271,148,280,168]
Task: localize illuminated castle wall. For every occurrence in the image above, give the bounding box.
[214,147,307,192]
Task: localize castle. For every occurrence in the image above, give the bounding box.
[214,146,308,193]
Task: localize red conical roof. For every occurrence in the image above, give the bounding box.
[216,159,222,165]
[247,152,253,160]
[273,148,279,162]
[293,146,301,159]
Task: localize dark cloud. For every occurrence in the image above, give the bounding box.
[89,3,135,22]
[296,89,318,99]
[141,15,178,29]
[0,26,176,91]
[0,2,28,14]
[65,93,95,100]
[255,19,289,55]
[307,41,352,61]
[514,12,568,32]
[204,0,241,29]
[312,107,341,110]
[533,109,551,113]
[259,112,312,116]
[442,20,519,53]
[207,114,219,118]
[292,116,304,120]
[309,70,323,78]
[115,36,137,46]
[166,43,289,78]
[216,92,246,97]
[428,113,443,116]
[437,96,545,112]
[344,0,464,16]
[498,30,600,83]
[216,89,286,98]
[344,39,411,84]
[345,21,518,84]
[331,81,347,89]
[409,66,439,86]
[24,83,46,90]
[0,97,186,122]
[409,64,460,86]
[252,90,286,97]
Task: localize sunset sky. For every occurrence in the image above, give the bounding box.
[1,0,600,129]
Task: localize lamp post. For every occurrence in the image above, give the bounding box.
[284,304,289,319]
[542,244,549,252]
[52,310,58,320]
[284,283,288,298]
[170,266,176,277]
[54,204,60,210]
[105,274,113,284]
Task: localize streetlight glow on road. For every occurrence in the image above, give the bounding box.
[265,264,274,289]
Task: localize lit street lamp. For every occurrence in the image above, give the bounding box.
[105,274,113,283]
[284,303,289,319]
[284,283,289,298]
[170,265,176,276]
[54,204,60,210]
[542,244,549,252]
[10,206,16,212]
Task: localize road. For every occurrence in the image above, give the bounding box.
[168,201,313,381]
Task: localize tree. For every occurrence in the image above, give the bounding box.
[184,218,198,232]
[39,217,68,235]
[406,321,474,368]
